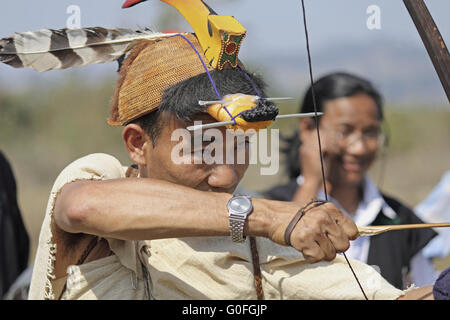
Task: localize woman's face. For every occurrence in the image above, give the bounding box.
[319,93,382,188]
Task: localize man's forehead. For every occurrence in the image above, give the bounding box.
[162,111,253,143]
[164,112,216,130]
[185,112,218,126]
[159,111,221,138]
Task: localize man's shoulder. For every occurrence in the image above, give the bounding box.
[63,153,126,177]
[51,153,128,192]
[68,153,124,169]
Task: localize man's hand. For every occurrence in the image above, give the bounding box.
[266,200,359,263]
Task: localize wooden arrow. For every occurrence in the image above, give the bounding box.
[358,222,450,237]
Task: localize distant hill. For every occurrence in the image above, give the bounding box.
[252,37,448,105]
[0,36,447,106]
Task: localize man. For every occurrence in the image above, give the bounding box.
[29,37,435,300]
[1,0,432,300]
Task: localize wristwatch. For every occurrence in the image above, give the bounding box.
[227,195,253,243]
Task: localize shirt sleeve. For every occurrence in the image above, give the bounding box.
[50,153,125,192]
[29,153,126,300]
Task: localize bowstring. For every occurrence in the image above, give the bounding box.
[299,0,369,300]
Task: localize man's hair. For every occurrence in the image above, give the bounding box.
[132,68,268,145]
[284,72,384,179]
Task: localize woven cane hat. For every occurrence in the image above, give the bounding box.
[109,33,214,126]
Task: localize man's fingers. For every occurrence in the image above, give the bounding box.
[284,201,358,264]
[320,219,350,253]
[300,240,325,264]
[314,232,337,261]
[323,203,359,240]
[302,204,352,253]
[338,215,359,241]
[324,229,350,252]
[291,210,340,262]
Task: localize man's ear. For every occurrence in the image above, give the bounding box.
[122,124,151,166]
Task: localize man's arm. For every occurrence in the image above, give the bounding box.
[54,176,440,300]
[54,177,358,263]
[397,286,434,300]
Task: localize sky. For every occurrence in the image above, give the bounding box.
[0,0,449,101]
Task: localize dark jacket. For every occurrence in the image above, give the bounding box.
[264,180,437,289]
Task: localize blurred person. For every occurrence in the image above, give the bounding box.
[3,265,33,300]
[264,72,438,289]
[0,150,30,298]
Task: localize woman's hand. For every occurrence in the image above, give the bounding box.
[293,122,339,201]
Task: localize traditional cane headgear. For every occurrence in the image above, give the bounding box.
[109,34,214,126]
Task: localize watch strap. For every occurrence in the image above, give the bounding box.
[229,214,246,243]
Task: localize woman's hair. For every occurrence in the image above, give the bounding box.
[284,72,384,179]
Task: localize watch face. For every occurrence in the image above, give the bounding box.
[229,196,252,214]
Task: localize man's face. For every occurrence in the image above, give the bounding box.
[140,112,250,194]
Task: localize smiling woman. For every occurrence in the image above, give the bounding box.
[316,94,383,191]
[264,72,438,290]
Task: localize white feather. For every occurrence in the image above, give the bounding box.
[0,27,184,71]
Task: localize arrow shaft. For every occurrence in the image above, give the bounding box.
[358,222,450,237]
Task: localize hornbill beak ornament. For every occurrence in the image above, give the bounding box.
[122,0,148,8]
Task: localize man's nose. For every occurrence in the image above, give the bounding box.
[207,164,238,190]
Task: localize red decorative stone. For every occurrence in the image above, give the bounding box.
[225,42,237,55]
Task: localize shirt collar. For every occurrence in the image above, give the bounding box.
[296,175,397,226]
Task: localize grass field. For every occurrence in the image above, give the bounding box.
[1,78,449,270]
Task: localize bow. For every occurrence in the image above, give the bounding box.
[403,0,450,102]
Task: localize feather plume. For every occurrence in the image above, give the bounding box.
[0,27,179,72]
